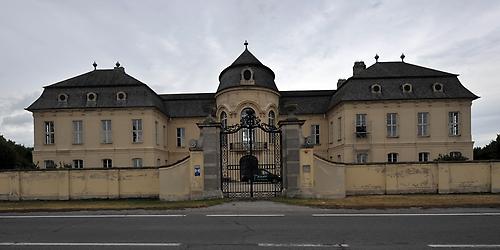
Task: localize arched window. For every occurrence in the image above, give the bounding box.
[241,108,255,146]
[220,111,227,128]
[268,110,276,126]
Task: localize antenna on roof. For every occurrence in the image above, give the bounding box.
[375,54,379,63]
[400,53,405,62]
[93,61,97,70]
[244,40,248,49]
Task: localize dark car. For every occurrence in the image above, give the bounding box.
[241,168,281,183]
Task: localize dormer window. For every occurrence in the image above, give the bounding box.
[433,83,443,92]
[240,67,255,85]
[58,93,68,102]
[402,83,412,93]
[371,84,382,94]
[87,92,97,102]
[116,91,127,101]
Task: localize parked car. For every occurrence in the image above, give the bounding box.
[241,168,281,183]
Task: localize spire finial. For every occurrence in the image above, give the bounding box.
[92,61,97,70]
[374,54,379,63]
[244,40,248,49]
[115,61,120,68]
[400,53,405,62]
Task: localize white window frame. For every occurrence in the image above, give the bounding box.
[73,159,84,169]
[356,153,368,163]
[417,112,429,136]
[102,159,112,168]
[355,114,367,137]
[44,121,55,144]
[72,120,83,145]
[220,111,228,128]
[388,153,398,163]
[132,158,143,168]
[449,112,460,136]
[268,110,276,126]
[418,152,430,162]
[132,119,143,143]
[44,160,56,169]
[101,120,112,144]
[176,127,185,147]
[311,124,320,145]
[386,113,398,137]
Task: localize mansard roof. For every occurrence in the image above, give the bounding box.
[217,47,278,93]
[26,68,166,112]
[279,90,335,115]
[329,61,479,108]
[160,93,215,118]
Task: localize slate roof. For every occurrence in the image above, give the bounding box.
[160,93,215,118]
[26,68,166,113]
[280,90,335,115]
[329,61,479,108]
[217,48,278,92]
[27,58,479,118]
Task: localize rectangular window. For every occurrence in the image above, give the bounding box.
[387,153,398,163]
[72,120,83,144]
[101,120,112,144]
[163,125,166,146]
[355,114,367,138]
[44,160,56,169]
[449,112,460,136]
[73,159,84,169]
[176,128,185,147]
[44,121,55,144]
[418,152,430,162]
[356,153,368,163]
[102,159,112,168]
[386,113,398,137]
[311,125,320,145]
[132,158,143,168]
[155,121,159,145]
[329,121,334,144]
[132,119,143,143]
[337,117,342,141]
[417,112,429,136]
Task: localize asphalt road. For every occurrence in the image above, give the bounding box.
[1,201,500,249]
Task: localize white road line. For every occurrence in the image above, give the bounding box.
[0,242,181,247]
[258,243,349,248]
[313,213,500,217]
[0,214,186,219]
[429,244,500,248]
[206,214,285,217]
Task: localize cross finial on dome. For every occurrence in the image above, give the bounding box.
[400,53,405,62]
[244,40,248,49]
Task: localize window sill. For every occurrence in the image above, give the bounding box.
[417,135,430,138]
[72,143,84,145]
[132,141,144,144]
[386,136,399,138]
[448,134,461,137]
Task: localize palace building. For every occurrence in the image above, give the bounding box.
[27,43,478,169]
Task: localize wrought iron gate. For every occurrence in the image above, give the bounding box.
[220,109,282,198]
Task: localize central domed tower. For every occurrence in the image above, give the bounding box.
[215,42,280,127]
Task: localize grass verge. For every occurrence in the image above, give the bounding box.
[0,198,226,213]
[274,194,500,209]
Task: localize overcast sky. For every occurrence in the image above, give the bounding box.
[1,0,499,147]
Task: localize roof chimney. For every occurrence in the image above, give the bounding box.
[353,61,366,76]
[337,79,346,88]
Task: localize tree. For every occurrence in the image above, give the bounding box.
[0,135,34,169]
[474,134,500,160]
[434,153,469,162]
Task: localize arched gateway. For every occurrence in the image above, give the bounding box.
[220,108,282,198]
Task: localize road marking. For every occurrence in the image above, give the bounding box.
[313,213,500,217]
[0,214,186,219]
[0,242,181,247]
[206,214,285,217]
[258,243,349,248]
[429,244,500,248]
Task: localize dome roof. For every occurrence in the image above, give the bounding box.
[217,46,277,93]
